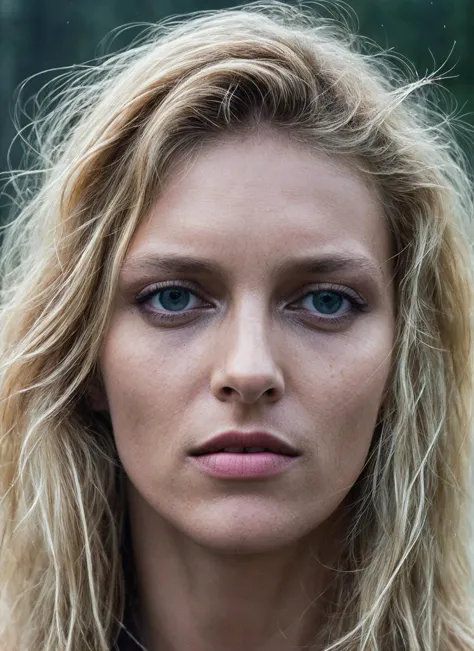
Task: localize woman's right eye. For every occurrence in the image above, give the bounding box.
[137,285,208,323]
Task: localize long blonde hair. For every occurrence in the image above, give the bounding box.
[1,1,474,649]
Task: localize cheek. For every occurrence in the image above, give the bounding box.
[98,319,197,459]
[303,328,393,489]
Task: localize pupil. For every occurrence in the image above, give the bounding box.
[313,291,343,314]
[160,288,189,311]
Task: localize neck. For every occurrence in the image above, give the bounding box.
[125,487,348,651]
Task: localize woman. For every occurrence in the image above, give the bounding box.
[1,1,474,650]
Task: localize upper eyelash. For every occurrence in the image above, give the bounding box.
[135,281,368,322]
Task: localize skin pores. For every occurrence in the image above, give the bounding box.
[95,129,395,651]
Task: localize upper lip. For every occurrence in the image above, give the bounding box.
[189,431,301,456]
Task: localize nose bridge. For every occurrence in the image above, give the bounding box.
[211,290,285,403]
[223,291,274,362]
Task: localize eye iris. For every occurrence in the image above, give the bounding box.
[313,291,343,314]
[159,288,190,312]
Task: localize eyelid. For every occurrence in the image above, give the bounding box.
[300,282,368,307]
[136,279,207,303]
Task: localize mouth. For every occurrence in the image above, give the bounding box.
[194,447,275,455]
[189,431,301,458]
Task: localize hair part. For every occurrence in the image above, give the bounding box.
[1,1,474,649]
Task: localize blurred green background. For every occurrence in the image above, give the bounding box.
[0,0,473,213]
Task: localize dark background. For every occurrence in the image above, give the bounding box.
[1,0,473,219]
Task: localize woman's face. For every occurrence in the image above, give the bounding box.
[97,130,395,553]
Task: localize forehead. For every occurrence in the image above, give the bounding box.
[125,132,392,280]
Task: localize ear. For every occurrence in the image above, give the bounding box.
[85,368,109,413]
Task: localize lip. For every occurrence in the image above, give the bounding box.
[189,430,301,457]
[189,451,299,479]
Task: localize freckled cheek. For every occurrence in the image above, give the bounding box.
[304,354,390,498]
[327,351,390,404]
[310,331,392,427]
[99,326,198,450]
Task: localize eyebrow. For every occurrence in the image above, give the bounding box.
[120,252,384,283]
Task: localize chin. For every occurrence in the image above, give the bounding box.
[179,508,315,555]
[192,531,300,555]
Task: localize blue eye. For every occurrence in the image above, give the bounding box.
[308,290,344,315]
[153,287,197,312]
[136,283,368,326]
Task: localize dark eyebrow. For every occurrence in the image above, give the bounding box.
[120,252,384,283]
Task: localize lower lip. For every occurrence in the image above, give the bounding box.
[189,452,299,479]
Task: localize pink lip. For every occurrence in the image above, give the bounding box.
[189,451,299,479]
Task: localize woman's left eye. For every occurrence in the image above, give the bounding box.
[135,283,368,325]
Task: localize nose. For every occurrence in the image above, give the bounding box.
[210,305,285,405]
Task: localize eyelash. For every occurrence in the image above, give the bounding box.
[135,281,369,326]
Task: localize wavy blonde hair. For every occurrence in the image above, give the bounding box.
[1,1,474,649]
